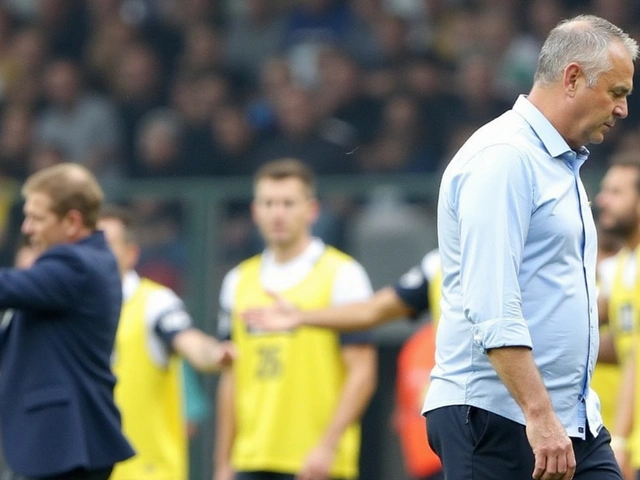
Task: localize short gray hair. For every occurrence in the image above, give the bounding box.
[534,15,638,88]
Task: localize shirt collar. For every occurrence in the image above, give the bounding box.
[262,237,325,267]
[512,95,590,164]
[123,270,140,300]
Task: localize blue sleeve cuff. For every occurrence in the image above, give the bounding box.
[472,317,533,353]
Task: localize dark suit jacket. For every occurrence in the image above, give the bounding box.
[0,232,134,477]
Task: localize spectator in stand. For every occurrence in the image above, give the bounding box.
[246,55,294,134]
[316,48,382,146]
[35,58,124,182]
[132,108,186,178]
[178,23,225,77]
[359,92,439,174]
[210,103,259,176]
[0,105,34,181]
[224,0,286,88]
[253,85,355,174]
[110,43,166,174]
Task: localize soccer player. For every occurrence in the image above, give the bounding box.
[98,206,235,480]
[214,158,377,480]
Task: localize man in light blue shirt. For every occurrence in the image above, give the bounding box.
[424,15,637,480]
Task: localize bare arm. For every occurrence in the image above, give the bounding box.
[172,329,235,372]
[213,371,236,480]
[244,287,413,332]
[612,345,636,469]
[598,292,609,326]
[595,285,620,364]
[298,344,378,480]
[598,330,619,364]
[487,346,575,480]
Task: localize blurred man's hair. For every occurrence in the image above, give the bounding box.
[609,150,640,194]
[22,163,104,229]
[99,204,137,244]
[253,158,317,198]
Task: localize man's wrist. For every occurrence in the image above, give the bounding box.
[294,311,307,327]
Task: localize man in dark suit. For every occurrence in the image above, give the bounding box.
[0,163,134,479]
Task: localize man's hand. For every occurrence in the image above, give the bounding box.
[211,341,236,370]
[526,412,575,480]
[296,443,336,480]
[242,291,301,331]
[174,330,237,373]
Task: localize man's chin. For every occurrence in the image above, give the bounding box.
[31,241,47,252]
[589,132,605,144]
[601,225,634,238]
[266,236,291,247]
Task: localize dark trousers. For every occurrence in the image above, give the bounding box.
[426,405,622,480]
[415,472,444,480]
[13,467,112,480]
[236,474,294,480]
[236,472,347,480]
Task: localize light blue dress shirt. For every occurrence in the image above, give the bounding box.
[423,95,601,439]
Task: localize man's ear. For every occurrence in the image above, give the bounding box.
[250,200,258,223]
[563,62,583,97]
[127,243,141,271]
[308,198,320,224]
[63,209,86,238]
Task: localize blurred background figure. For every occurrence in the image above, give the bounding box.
[596,153,640,479]
[35,58,123,182]
[98,206,234,480]
[0,236,41,480]
[393,322,442,480]
[215,159,377,480]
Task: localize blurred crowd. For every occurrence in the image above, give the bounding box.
[0,0,639,184]
[0,0,637,271]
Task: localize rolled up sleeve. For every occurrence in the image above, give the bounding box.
[454,144,534,349]
[472,317,533,353]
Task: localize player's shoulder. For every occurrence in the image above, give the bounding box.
[322,244,353,263]
[140,278,183,310]
[597,255,618,288]
[323,245,369,280]
[599,255,619,277]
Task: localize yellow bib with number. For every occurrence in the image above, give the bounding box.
[230,247,360,478]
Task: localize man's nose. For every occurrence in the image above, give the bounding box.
[21,219,32,235]
[615,98,628,119]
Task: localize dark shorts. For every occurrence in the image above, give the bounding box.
[236,473,295,480]
[426,405,622,480]
[235,472,347,480]
[13,467,112,480]
[415,472,444,480]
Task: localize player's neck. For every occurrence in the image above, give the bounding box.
[270,236,312,264]
[624,229,640,251]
